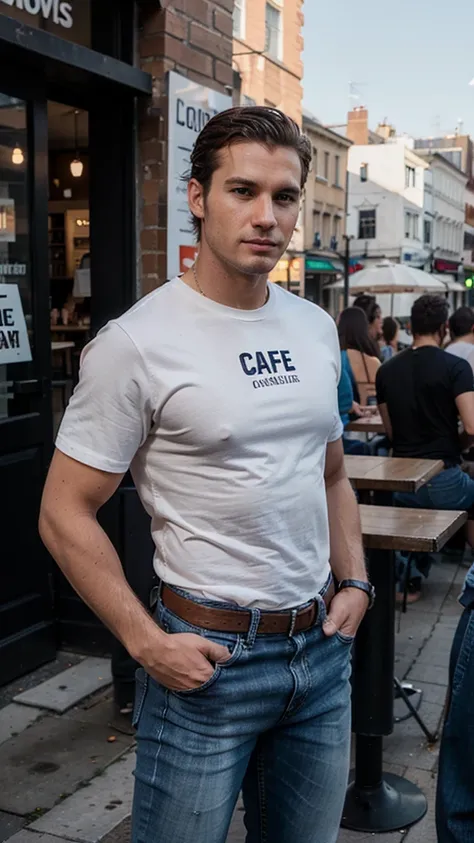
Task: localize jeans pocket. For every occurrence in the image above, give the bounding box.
[132,667,149,728]
[173,637,243,697]
[159,604,243,697]
[334,629,355,645]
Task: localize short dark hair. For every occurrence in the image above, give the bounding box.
[188,106,312,240]
[449,306,474,339]
[382,316,399,344]
[353,294,381,325]
[411,294,449,336]
[338,307,381,358]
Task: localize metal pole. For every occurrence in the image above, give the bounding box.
[343,235,350,308]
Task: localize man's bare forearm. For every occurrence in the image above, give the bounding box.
[40,510,164,661]
[326,476,367,582]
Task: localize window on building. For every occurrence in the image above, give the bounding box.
[322,213,331,246]
[405,165,416,188]
[334,155,340,187]
[360,163,368,182]
[405,211,420,239]
[324,151,330,180]
[265,3,282,60]
[358,209,376,239]
[233,0,245,38]
[313,147,318,177]
[424,219,432,246]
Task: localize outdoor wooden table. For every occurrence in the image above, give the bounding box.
[51,341,75,352]
[345,455,444,493]
[51,324,90,336]
[346,414,385,434]
[341,505,467,833]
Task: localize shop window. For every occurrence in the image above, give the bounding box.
[0,94,32,420]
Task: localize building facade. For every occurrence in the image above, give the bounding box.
[0,0,234,686]
[302,111,351,304]
[232,0,303,123]
[232,0,305,292]
[416,152,466,290]
[346,131,428,269]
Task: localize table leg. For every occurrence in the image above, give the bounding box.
[341,548,427,832]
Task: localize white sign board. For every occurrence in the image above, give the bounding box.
[0,283,32,364]
[167,71,231,278]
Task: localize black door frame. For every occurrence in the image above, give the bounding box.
[0,5,152,660]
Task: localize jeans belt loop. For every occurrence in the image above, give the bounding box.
[288,608,298,637]
[245,608,261,648]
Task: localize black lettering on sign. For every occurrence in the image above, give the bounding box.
[0,329,19,350]
[0,308,14,327]
[176,98,218,133]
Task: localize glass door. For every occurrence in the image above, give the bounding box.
[0,89,56,686]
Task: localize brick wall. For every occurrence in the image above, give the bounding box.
[137,0,234,295]
[233,0,303,125]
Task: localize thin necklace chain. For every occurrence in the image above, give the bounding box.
[192,262,269,307]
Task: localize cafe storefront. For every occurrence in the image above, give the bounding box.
[0,1,152,684]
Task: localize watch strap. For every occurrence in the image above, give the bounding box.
[338,578,375,609]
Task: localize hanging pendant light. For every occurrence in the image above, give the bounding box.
[70,110,83,178]
[12,145,24,165]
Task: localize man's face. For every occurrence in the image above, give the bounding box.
[188,141,302,276]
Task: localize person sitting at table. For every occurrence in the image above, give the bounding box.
[376,294,474,603]
[338,307,381,406]
[353,294,383,348]
[381,316,400,362]
[338,348,371,455]
[446,305,474,375]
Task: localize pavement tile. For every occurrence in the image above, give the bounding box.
[406,663,449,686]
[0,714,133,816]
[13,659,112,715]
[402,680,448,708]
[30,751,135,843]
[7,833,71,843]
[403,768,438,843]
[100,816,131,843]
[383,735,439,773]
[0,812,25,843]
[0,704,44,747]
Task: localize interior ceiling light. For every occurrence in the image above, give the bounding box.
[12,146,24,165]
[70,110,83,178]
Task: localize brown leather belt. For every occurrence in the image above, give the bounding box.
[161,582,335,635]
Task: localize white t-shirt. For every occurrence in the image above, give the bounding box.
[56,277,342,609]
[446,340,474,375]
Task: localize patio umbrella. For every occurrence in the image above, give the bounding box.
[328,260,448,314]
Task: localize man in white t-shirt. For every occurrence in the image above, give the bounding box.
[39,107,371,843]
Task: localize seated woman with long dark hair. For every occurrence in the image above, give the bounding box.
[338,307,381,406]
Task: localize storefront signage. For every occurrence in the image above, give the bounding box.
[434,258,461,274]
[0,0,73,29]
[0,263,26,276]
[167,71,231,278]
[0,283,32,364]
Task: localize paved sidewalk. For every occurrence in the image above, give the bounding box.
[0,552,467,843]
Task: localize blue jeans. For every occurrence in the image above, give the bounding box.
[394,467,474,583]
[436,607,474,842]
[131,587,352,843]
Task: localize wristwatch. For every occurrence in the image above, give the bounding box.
[338,578,375,610]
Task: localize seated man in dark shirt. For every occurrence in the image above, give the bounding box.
[376,294,474,601]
